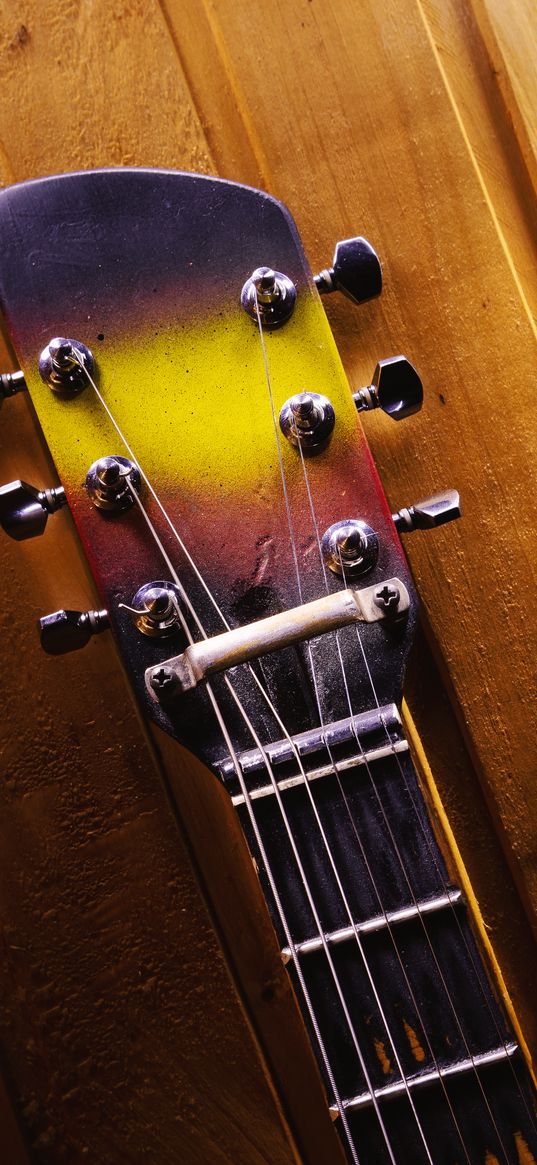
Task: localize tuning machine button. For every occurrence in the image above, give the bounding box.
[314,237,382,306]
[0,479,67,540]
[392,490,461,533]
[0,370,27,403]
[353,356,423,422]
[39,608,110,655]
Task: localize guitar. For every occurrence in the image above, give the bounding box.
[0,168,535,1165]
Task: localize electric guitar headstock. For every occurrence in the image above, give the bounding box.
[6,171,537,1165]
[0,168,459,781]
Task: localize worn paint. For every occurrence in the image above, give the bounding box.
[403,1019,426,1064]
[516,1132,537,1164]
[373,1037,392,1076]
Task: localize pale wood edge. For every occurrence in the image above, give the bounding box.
[402,699,537,1087]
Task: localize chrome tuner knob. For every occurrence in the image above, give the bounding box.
[0,369,27,403]
[314,237,382,305]
[321,519,379,577]
[86,456,141,512]
[39,337,94,395]
[0,479,67,540]
[353,356,423,422]
[119,581,183,638]
[392,490,461,533]
[279,391,335,450]
[241,266,297,328]
[39,608,110,655]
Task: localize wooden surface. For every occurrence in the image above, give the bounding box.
[0,1,536,1161]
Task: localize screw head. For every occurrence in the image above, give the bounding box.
[373,583,400,613]
[150,665,177,696]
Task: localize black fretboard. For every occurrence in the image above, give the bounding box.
[220,707,537,1165]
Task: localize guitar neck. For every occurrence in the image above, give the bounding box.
[219,704,537,1165]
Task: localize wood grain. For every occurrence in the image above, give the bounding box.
[0,0,536,1161]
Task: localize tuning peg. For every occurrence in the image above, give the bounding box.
[314,237,382,305]
[353,356,423,421]
[0,480,67,540]
[392,490,461,533]
[0,370,27,402]
[39,608,110,655]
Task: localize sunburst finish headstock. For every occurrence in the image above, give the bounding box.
[0,168,449,774]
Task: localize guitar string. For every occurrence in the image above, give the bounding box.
[257,307,512,1165]
[292,430,507,1163]
[245,393,436,1159]
[289,460,472,1158]
[122,479,359,1162]
[253,304,476,1164]
[73,335,517,1155]
[74,348,476,1160]
[270,340,512,1165]
[69,353,380,1164]
[125,476,390,1165]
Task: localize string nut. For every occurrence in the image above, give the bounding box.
[39,336,95,395]
[241,266,297,329]
[85,455,141,512]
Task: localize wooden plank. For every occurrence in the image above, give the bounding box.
[479,0,537,189]
[0,0,536,1158]
[159,0,537,935]
[424,0,537,325]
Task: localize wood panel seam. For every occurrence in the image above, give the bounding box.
[417,0,537,335]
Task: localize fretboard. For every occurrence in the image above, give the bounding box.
[219,704,537,1165]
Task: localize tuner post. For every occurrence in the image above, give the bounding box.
[241,266,297,328]
[279,391,335,450]
[119,581,184,638]
[86,456,141,512]
[321,519,379,577]
[39,336,95,395]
